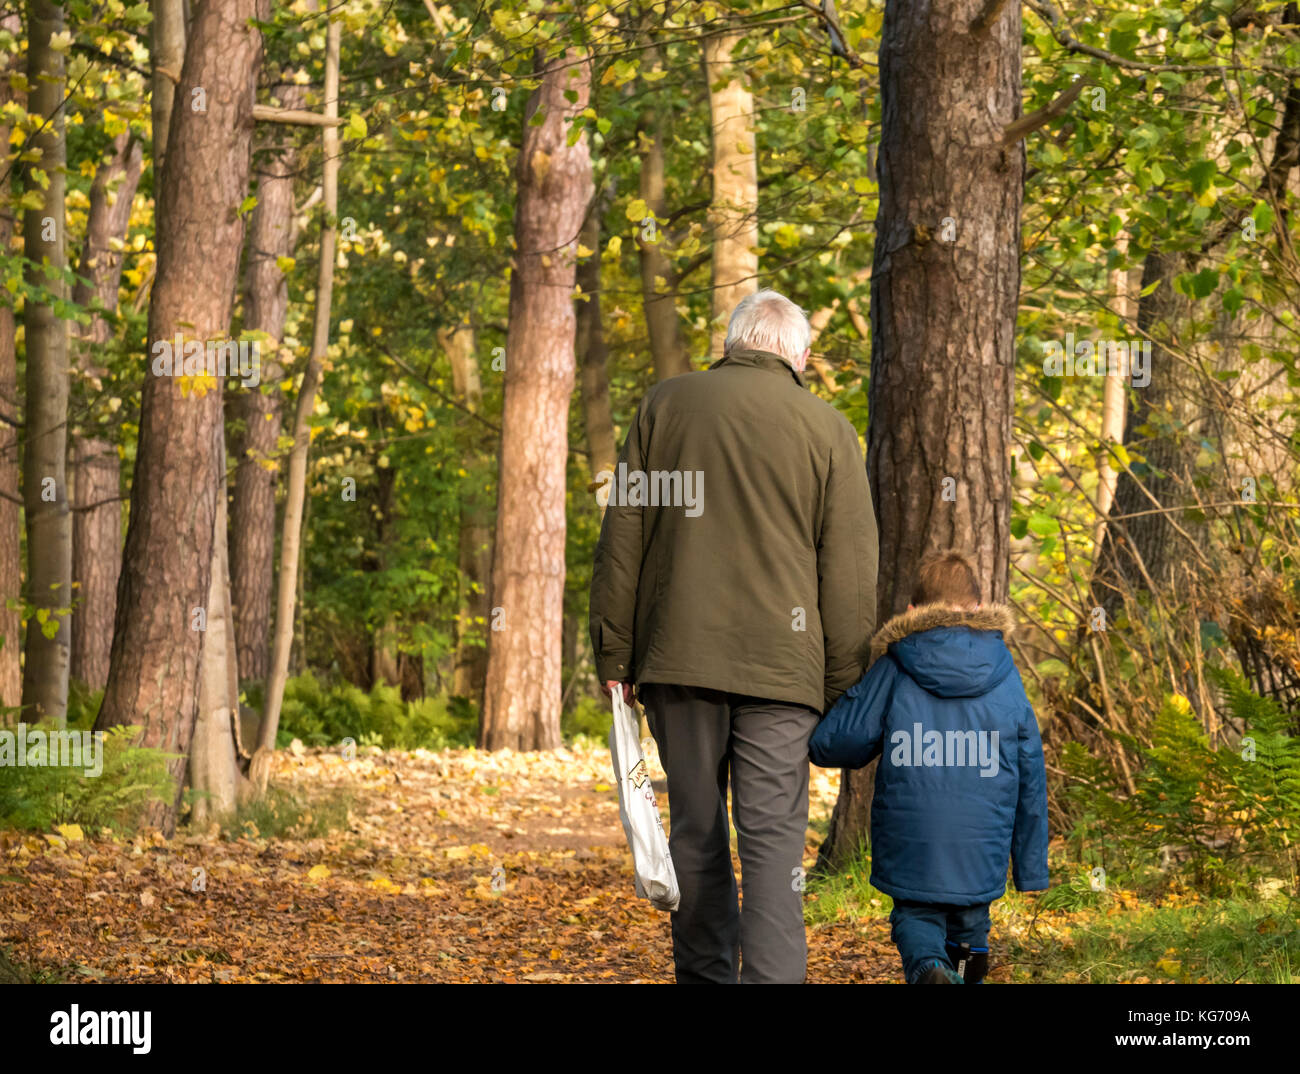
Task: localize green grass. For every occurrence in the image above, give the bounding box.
[1003,892,1299,983]
[804,838,895,926]
[804,842,1300,983]
[216,785,355,841]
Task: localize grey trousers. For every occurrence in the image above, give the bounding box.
[639,682,820,984]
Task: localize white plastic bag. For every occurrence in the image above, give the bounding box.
[609,689,680,912]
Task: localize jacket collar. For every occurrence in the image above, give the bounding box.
[869,603,1016,663]
[708,346,808,388]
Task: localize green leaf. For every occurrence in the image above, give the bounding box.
[1189,267,1219,299]
[1188,160,1217,197]
[1028,513,1056,537]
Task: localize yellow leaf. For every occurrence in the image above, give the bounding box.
[307,864,331,881]
[54,823,83,842]
[1155,958,1181,977]
[548,948,562,961]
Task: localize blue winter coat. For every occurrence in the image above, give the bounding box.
[809,603,1050,905]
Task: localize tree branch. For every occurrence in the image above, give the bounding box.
[970,0,1011,34]
[253,104,345,128]
[1002,78,1088,144]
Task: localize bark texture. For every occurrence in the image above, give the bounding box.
[96,0,267,836]
[190,438,245,825]
[440,321,490,706]
[821,0,1024,867]
[1095,250,1200,612]
[480,51,593,750]
[0,14,25,716]
[637,108,691,380]
[704,29,758,360]
[150,0,186,174]
[231,83,305,684]
[21,0,73,723]
[70,133,142,688]
[576,209,616,478]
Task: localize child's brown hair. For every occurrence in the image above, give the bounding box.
[911,550,980,607]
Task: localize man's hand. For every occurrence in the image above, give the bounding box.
[601,680,634,705]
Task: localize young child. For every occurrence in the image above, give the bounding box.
[810,550,1049,984]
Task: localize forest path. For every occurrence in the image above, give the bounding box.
[0,742,897,982]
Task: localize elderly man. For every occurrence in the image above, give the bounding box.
[590,289,878,983]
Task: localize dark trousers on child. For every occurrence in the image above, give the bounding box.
[890,900,991,983]
[638,682,820,984]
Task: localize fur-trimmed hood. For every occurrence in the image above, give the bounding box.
[869,603,1016,662]
[867,603,1016,700]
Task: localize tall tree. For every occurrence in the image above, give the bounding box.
[0,12,24,717]
[21,0,73,724]
[149,0,185,173]
[257,15,342,777]
[636,58,691,380]
[441,319,491,707]
[190,437,244,824]
[576,205,616,482]
[70,133,143,689]
[704,27,757,359]
[479,50,593,750]
[231,83,306,685]
[96,0,269,834]
[821,0,1024,866]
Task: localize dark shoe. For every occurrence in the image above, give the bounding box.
[915,961,965,984]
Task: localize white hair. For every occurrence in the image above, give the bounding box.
[723,289,812,365]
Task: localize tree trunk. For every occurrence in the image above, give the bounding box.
[440,322,491,707]
[704,29,758,360]
[189,438,246,824]
[1095,230,1132,523]
[95,0,268,837]
[576,209,617,479]
[231,83,305,685]
[479,51,593,751]
[0,12,25,717]
[70,133,142,689]
[820,0,1024,869]
[150,0,186,174]
[637,108,691,379]
[21,0,73,725]
[1095,250,1200,612]
[257,17,341,778]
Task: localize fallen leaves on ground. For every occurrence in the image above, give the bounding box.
[0,742,899,983]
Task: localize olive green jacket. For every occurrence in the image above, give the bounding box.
[589,347,878,713]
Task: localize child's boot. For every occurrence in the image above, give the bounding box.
[915,960,965,984]
[945,941,989,984]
